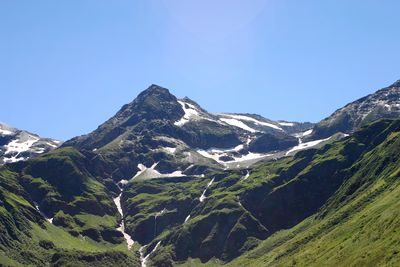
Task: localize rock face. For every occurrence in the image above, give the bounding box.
[308,80,400,140]
[0,123,61,165]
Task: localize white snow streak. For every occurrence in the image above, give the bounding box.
[113,191,134,250]
[278,122,295,127]
[199,178,215,202]
[184,215,191,223]
[221,114,283,131]
[140,241,162,267]
[219,118,258,133]
[286,137,331,155]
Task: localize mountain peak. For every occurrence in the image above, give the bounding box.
[137,84,173,98]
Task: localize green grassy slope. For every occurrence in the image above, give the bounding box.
[0,148,140,266]
[228,120,400,267]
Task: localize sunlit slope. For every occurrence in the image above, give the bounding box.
[228,119,400,267]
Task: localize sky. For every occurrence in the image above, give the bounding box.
[1,0,399,140]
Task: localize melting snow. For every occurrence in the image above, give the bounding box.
[140,241,162,267]
[221,114,283,131]
[174,101,200,126]
[199,178,215,202]
[243,170,250,180]
[132,163,184,180]
[34,202,53,224]
[119,179,129,186]
[3,135,40,163]
[162,146,177,154]
[303,129,313,136]
[219,118,258,132]
[197,149,268,165]
[286,137,331,155]
[278,122,295,127]
[113,191,135,250]
[184,215,191,223]
[0,129,13,135]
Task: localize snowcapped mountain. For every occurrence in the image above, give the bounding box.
[0,122,61,165]
[307,80,400,140]
[63,85,315,180]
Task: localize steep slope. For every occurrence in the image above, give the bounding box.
[307,80,400,140]
[0,122,61,165]
[117,119,400,266]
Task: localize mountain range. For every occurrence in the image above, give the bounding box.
[0,80,399,266]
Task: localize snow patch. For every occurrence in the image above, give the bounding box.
[0,129,13,135]
[303,129,313,136]
[219,118,258,132]
[221,114,283,131]
[162,146,177,154]
[197,149,268,165]
[5,135,39,155]
[286,137,331,155]
[278,122,295,127]
[174,101,200,126]
[132,163,184,180]
[199,178,215,202]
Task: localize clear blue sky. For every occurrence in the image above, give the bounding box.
[1,1,399,140]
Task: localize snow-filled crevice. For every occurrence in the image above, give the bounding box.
[33,202,53,223]
[113,185,134,250]
[199,178,215,202]
[140,241,162,267]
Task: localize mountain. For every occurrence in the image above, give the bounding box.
[307,80,400,140]
[0,122,61,165]
[0,81,399,266]
[63,84,315,181]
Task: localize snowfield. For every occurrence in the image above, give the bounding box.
[286,137,331,155]
[174,100,200,126]
[219,117,258,132]
[220,114,283,131]
[132,163,184,180]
